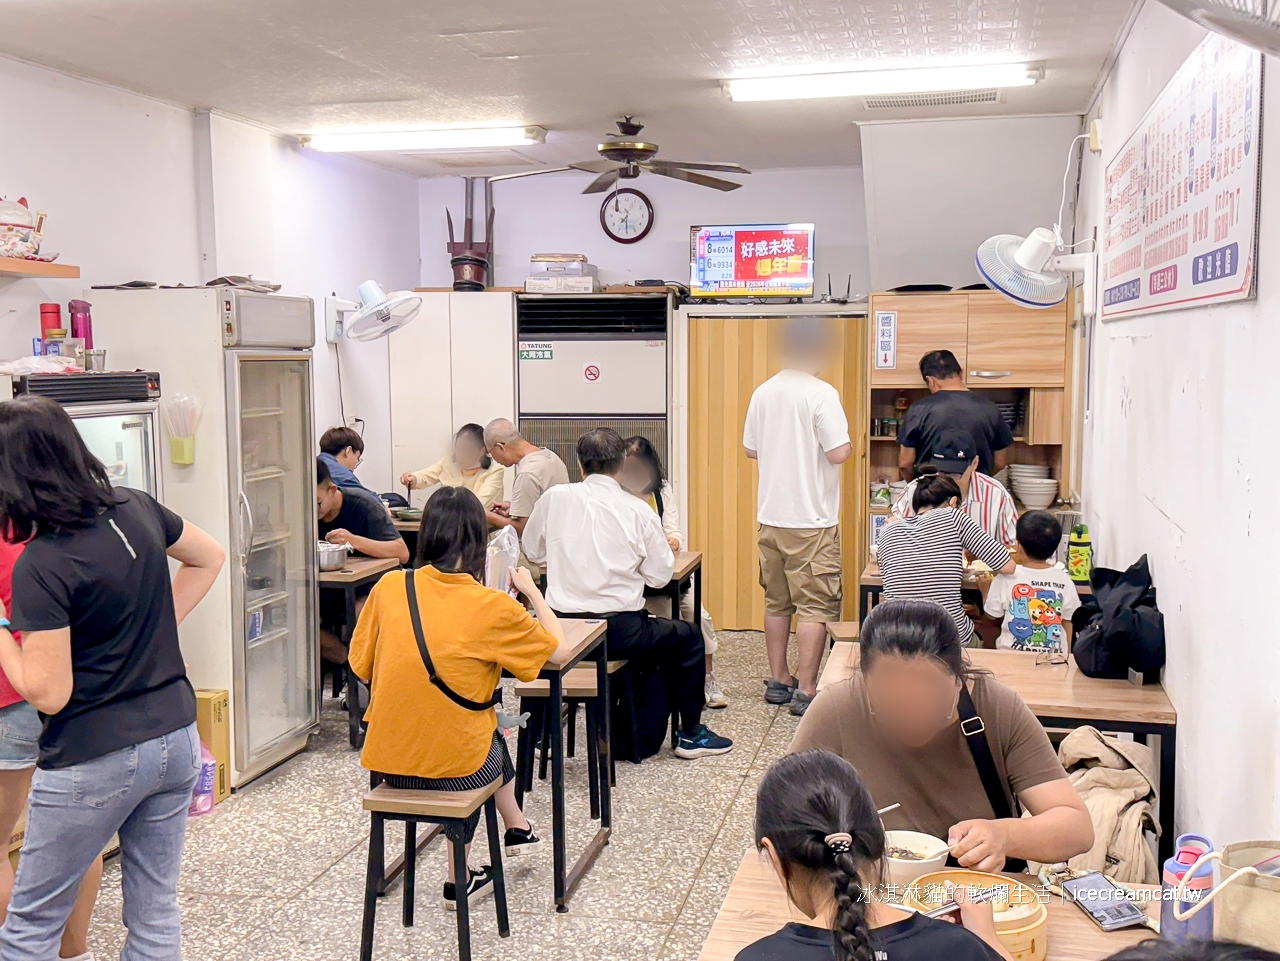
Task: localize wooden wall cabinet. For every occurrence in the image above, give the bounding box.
[1025,389,1065,446]
[965,292,1067,388]
[869,294,968,387]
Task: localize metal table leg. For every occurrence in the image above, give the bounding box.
[344,585,364,749]
[549,671,568,912]
[1156,726,1177,862]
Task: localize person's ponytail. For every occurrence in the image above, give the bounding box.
[828,848,877,961]
[754,751,887,961]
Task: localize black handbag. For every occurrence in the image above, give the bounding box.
[1071,554,1165,680]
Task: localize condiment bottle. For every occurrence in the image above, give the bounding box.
[68,299,93,349]
[1067,524,1093,586]
[39,303,62,338]
[42,328,67,356]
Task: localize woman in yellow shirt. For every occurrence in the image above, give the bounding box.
[350,486,569,908]
[399,423,506,511]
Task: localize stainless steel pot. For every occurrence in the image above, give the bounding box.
[317,541,349,572]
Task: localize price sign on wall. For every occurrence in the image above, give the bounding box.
[1101,34,1261,319]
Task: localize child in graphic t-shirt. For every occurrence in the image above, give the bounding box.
[984,510,1081,652]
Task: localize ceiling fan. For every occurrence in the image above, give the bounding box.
[488,117,751,193]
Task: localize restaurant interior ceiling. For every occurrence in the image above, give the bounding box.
[0,0,1139,176]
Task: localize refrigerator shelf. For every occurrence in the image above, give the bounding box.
[242,406,284,419]
[246,589,289,613]
[246,626,290,651]
[245,466,287,483]
[249,530,292,552]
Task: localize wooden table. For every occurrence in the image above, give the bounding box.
[819,635,1178,861]
[858,560,1091,622]
[646,551,703,628]
[539,618,611,912]
[318,556,402,749]
[698,851,1157,961]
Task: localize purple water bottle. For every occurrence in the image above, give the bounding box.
[1161,833,1215,943]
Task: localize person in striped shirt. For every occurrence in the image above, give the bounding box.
[891,452,1018,547]
[877,473,1015,645]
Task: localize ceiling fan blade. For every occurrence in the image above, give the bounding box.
[486,166,573,183]
[646,160,753,174]
[582,169,622,194]
[641,165,743,191]
[569,159,624,173]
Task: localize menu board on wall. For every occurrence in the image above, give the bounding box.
[1101,34,1262,320]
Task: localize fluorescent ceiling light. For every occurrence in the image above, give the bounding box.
[304,125,546,153]
[725,63,1039,102]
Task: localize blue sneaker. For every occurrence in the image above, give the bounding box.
[675,725,734,759]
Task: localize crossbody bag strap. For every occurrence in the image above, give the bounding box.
[405,571,502,713]
[957,684,1027,872]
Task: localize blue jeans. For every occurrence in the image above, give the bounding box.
[0,722,200,961]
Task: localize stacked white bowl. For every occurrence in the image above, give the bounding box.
[1007,464,1058,510]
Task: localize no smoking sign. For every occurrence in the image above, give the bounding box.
[583,364,601,383]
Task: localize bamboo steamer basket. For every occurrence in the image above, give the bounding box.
[902,869,1049,961]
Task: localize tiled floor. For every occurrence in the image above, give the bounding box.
[86,631,818,960]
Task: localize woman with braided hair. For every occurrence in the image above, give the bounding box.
[737,749,1015,961]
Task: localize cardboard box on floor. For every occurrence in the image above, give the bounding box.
[196,689,231,804]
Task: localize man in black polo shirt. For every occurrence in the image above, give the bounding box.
[316,458,408,663]
[898,349,1013,479]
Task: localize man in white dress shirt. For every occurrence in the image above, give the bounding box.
[523,429,733,760]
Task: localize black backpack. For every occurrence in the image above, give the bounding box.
[1071,554,1165,680]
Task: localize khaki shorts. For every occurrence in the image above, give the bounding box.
[757,525,843,622]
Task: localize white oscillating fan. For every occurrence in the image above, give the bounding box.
[976,228,1095,312]
[1157,0,1280,57]
[976,134,1098,318]
[324,281,422,343]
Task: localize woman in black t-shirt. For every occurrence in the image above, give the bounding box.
[738,750,1014,961]
[0,396,224,958]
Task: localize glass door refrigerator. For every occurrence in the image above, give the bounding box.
[228,352,317,770]
[86,288,319,787]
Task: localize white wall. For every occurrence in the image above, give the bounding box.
[0,58,201,360]
[0,57,419,496]
[1076,1,1280,842]
[205,115,420,493]
[418,167,870,295]
[860,115,1083,290]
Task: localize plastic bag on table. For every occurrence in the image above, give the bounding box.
[485,526,521,595]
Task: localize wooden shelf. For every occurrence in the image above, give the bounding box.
[0,258,80,279]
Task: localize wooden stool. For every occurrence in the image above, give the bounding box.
[514,663,615,818]
[360,777,509,961]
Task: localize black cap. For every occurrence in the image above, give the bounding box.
[924,428,978,474]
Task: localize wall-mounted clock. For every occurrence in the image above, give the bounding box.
[599,188,654,244]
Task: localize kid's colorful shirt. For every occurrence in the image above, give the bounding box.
[984,564,1081,651]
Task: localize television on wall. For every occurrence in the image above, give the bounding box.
[689,223,816,298]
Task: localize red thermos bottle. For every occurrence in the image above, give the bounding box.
[39,303,62,339]
[67,300,93,350]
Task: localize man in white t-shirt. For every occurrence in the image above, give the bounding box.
[742,318,852,716]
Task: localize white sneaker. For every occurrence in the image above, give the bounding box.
[59,954,95,961]
[704,673,729,709]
